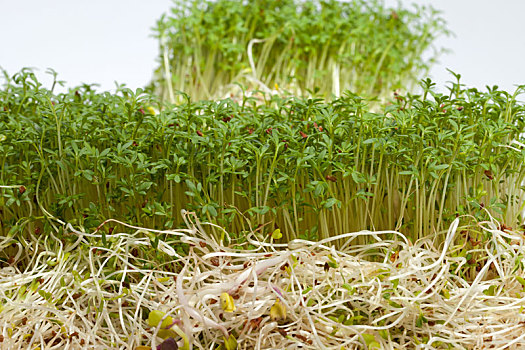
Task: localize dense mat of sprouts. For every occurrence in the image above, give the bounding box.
[150,0,448,102]
[2,211,525,349]
[2,70,525,243]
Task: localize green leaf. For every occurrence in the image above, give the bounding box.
[272,228,283,240]
[362,333,380,349]
[449,119,458,131]
[351,171,366,184]
[270,299,286,321]
[416,312,427,327]
[483,285,497,296]
[323,197,340,209]
[223,334,237,350]
[389,300,402,308]
[342,284,355,295]
[207,204,218,217]
[185,180,196,192]
[220,292,236,312]
[392,279,399,290]
[328,254,338,268]
[252,206,270,215]
[147,310,173,329]
[314,182,325,197]
[433,164,449,170]
[83,170,93,181]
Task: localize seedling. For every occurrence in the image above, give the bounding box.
[0,213,524,348]
[1,70,524,244]
[150,0,449,102]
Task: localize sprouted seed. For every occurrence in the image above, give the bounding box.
[2,70,525,243]
[1,209,525,349]
[151,0,449,102]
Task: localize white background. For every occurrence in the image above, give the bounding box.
[1,0,524,94]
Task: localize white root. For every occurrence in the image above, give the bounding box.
[2,214,525,349]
